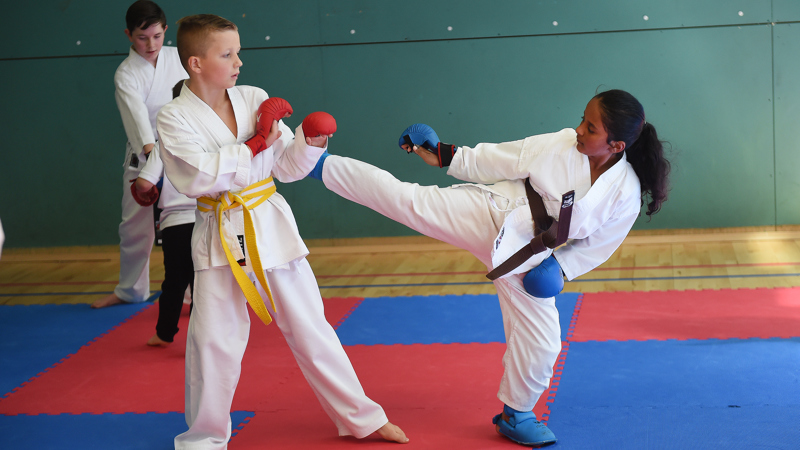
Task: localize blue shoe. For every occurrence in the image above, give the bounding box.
[492,405,557,447]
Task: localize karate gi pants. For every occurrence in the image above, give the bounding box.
[115,159,153,302]
[322,155,561,412]
[175,257,388,449]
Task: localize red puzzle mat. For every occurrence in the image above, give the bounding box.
[570,287,800,341]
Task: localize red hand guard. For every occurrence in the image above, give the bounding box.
[255,97,292,136]
[245,134,267,156]
[129,180,159,207]
[248,97,293,156]
[302,111,337,138]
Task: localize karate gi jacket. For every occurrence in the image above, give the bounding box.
[114,46,187,166]
[137,144,196,230]
[157,85,325,271]
[449,128,642,281]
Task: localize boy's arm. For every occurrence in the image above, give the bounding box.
[137,143,164,186]
[157,108,252,198]
[269,122,326,183]
[129,144,161,205]
[115,74,156,156]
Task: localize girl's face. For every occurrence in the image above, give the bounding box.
[575,97,615,158]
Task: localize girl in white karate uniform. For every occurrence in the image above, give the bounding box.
[313,89,671,447]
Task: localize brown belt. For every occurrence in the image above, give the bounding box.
[486,179,574,281]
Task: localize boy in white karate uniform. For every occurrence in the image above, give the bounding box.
[93,0,188,308]
[157,15,408,449]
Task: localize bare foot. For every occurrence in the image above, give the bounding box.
[91,293,124,309]
[147,334,171,347]
[376,422,409,444]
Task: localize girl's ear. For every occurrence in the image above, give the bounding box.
[610,140,626,154]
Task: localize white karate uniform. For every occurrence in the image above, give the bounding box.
[321,128,641,412]
[137,144,195,229]
[113,46,187,302]
[158,84,389,449]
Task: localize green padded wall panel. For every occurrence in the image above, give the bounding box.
[0,0,795,248]
[263,25,776,238]
[774,23,800,225]
[316,0,769,45]
[0,56,127,247]
[774,0,800,21]
[0,0,773,59]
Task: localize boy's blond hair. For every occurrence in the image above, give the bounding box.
[176,14,237,72]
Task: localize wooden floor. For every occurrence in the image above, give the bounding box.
[2,227,800,305]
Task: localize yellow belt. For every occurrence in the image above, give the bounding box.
[197,177,277,326]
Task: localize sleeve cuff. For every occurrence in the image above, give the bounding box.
[552,251,576,281]
[137,170,161,185]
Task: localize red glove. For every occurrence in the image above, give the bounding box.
[129,179,159,207]
[302,111,337,138]
[257,97,292,129]
[246,97,293,156]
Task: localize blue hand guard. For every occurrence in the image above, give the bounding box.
[398,123,440,153]
[308,151,330,181]
[522,255,565,298]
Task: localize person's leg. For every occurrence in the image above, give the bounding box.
[150,223,195,345]
[492,274,561,446]
[322,155,503,264]
[174,267,250,450]
[263,258,405,441]
[93,163,153,307]
[494,275,561,411]
[323,155,557,442]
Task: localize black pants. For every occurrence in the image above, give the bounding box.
[156,222,195,342]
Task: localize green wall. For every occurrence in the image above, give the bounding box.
[2,0,799,248]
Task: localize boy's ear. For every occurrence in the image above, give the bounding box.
[188,56,202,74]
[124,28,133,42]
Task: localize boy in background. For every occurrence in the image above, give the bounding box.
[93,0,188,308]
[158,14,408,449]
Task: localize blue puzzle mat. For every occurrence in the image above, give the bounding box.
[335,293,581,345]
[551,338,800,407]
[547,338,800,449]
[548,404,800,449]
[0,411,254,450]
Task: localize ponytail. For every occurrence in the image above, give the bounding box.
[625,122,670,217]
[594,89,671,217]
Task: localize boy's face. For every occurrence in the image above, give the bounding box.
[125,22,166,65]
[196,30,242,90]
